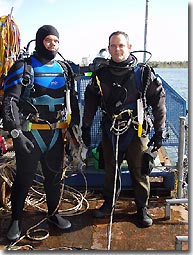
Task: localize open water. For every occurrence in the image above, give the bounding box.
[154,68,188,103]
[154,68,188,165]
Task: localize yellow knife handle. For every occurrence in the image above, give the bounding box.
[138,124,142,137]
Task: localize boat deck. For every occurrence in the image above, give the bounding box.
[0,192,188,251]
[0,138,188,251]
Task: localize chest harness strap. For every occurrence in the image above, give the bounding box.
[31,95,64,112]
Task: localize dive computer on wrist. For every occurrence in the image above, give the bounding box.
[10,129,22,139]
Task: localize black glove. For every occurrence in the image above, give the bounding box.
[148,130,163,152]
[147,130,169,152]
[81,126,91,147]
[13,133,34,155]
[141,148,157,175]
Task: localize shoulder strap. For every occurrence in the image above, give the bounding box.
[20,57,34,101]
[57,60,75,91]
[22,57,33,85]
[57,59,68,76]
[134,63,152,111]
[133,65,142,92]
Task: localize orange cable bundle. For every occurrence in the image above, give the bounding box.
[0,10,21,92]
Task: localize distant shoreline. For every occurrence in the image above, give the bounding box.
[149,61,188,68]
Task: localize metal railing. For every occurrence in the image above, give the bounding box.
[165,198,188,251]
[76,74,187,149]
[156,74,187,146]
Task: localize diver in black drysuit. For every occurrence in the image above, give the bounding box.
[2,25,80,241]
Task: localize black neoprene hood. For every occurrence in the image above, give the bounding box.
[35,25,59,60]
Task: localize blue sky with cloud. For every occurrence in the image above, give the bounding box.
[0,0,188,63]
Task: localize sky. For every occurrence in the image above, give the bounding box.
[0,0,188,64]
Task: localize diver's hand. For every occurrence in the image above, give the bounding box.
[147,131,163,152]
[148,130,169,152]
[13,133,34,155]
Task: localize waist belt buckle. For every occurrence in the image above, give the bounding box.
[52,122,58,129]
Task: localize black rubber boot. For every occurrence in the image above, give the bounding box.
[93,200,113,218]
[136,207,153,227]
[47,214,71,230]
[7,220,21,241]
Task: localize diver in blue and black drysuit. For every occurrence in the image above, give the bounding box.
[2,25,80,241]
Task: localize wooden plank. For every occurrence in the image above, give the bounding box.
[158,146,172,166]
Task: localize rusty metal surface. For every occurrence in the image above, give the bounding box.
[0,139,188,251]
[0,195,188,251]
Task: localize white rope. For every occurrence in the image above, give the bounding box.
[5,169,90,251]
[107,124,120,250]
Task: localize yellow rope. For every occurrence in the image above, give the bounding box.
[0,14,20,89]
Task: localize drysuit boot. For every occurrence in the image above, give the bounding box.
[7,220,21,241]
[47,213,71,230]
[136,207,153,227]
[93,200,113,218]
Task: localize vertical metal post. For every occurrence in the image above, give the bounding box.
[165,203,171,219]
[177,117,186,198]
[9,7,14,17]
[175,236,188,250]
[143,0,149,63]
[165,198,188,219]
